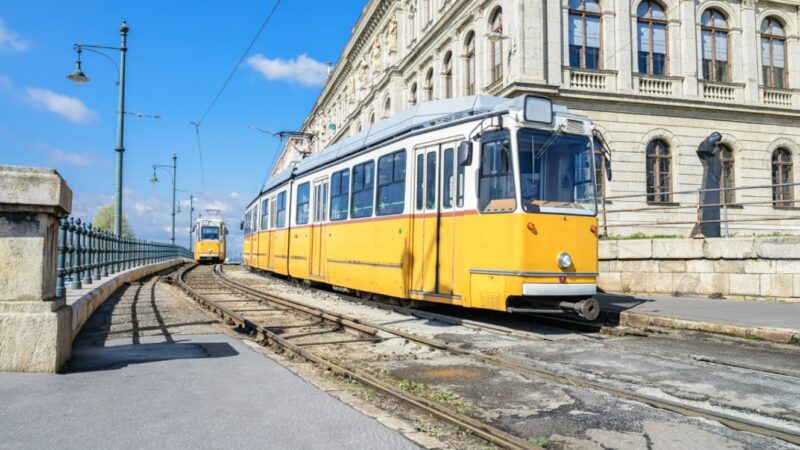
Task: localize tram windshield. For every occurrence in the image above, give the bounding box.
[201,226,220,240]
[517,129,597,215]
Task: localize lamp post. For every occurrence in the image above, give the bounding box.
[175,191,195,251]
[67,20,129,237]
[150,154,177,245]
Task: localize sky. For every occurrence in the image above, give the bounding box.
[0,0,366,259]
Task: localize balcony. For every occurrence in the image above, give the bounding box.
[761,87,795,108]
[699,80,743,102]
[564,68,617,92]
[634,74,681,97]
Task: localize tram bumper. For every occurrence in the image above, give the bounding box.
[509,283,600,320]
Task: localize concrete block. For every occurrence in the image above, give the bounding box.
[598,240,617,260]
[652,239,703,259]
[729,274,760,297]
[0,301,72,372]
[704,238,756,259]
[0,165,72,215]
[697,273,729,295]
[712,260,746,273]
[685,260,714,273]
[610,259,658,273]
[598,272,622,292]
[794,275,800,298]
[744,260,776,274]
[620,272,646,292]
[760,274,794,298]
[659,260,686,273]
[755,237,800,259]
[776,260,800,274]
[646,272,673,293]
[616,240,652,259]
[673,273,701,293]
[598,261,610,272]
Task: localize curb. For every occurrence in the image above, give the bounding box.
[619,311,800,345]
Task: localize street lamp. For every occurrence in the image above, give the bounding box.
[150,154,177,245]
[67,20,129,237]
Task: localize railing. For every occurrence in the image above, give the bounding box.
[55,215,192,296]
[635,75,677,96]
[761,87,793,107]
[598,181,800,239]
[569,69,607,91]
[701,81,737,101]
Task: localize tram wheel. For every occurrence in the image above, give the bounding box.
[359,291,373,301]
[399,297,417,309]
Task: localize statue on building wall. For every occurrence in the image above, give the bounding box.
[388,17,398,52]
[347,75,356,102]
[372,41,382,74]
[359,61,368,86]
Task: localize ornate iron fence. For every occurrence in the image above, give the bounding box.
[55,215,192,296]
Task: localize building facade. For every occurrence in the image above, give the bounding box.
[275,0,800,236]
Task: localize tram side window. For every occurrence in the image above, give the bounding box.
[443,148,454,209]
[426,152,437,209]
[457,162,465,207]
[296,182,310,225]
[243,212,249,235]
[276,191,286,228]
[330,169,350,221]
[351,161,375,218]
[260,199,269,230]
[377,150,406,215]
[479,131,517,213]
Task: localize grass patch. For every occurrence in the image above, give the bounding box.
[394,377,470,414]
[527,437,549,448]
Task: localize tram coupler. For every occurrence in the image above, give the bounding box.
[558,298,600,321]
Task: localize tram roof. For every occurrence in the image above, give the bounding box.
[260,95,567,195]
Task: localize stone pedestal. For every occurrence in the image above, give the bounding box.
[0,165,73,372]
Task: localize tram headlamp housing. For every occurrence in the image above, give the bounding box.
[557,252,573,269]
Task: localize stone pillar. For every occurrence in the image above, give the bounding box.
[0,166,73,373]
[739,0,760,103]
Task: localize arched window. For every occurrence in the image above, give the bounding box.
[369,112,376,125]
[646,139,671,203]
[489,8,503,83]
[719,145,735,205]
[384,97,391,118]
[761,18,786,89]
[424,68,434,101]
[637,0,667,76]
[465,32,476,95]
[701,9,730,82]
[568,0,602,69]
[442,52,453,98]
[410,82,418,105]
[772,148,794,206]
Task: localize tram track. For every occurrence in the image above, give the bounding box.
[177,263,538,450]
[196,263,800,447]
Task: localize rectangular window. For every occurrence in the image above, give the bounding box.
[244,211,250,235]
[330,169,350,221]
[351,161,375,218]
[479,131,516,213]
[443,148,454,209]
[457,162,465,207]
[260,199,269,230]
[276,191,286,228]
[377,150,406,215]
[568,14,582,68]
[201,226,220,240]
[416,154,424,211]
[426,152,437,209]
[585,16,601,69]
[296,182,310,225]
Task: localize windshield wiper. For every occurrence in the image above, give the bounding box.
[534,124,566,160]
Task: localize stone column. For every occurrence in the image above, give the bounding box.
[0,166,73,373]
[614,0,632,92]
[545,0,563,86]
[739,0,759,103]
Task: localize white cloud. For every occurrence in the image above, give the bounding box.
[47,148,94,166]
[203,201,230,213]
[229,192,240,199]
[25,87,97,124]
[246,54,328,87]
[0,18,28,53]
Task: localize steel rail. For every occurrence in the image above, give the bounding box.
[214,265,800,447]
[177,263,537,450]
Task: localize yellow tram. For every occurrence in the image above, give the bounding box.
[242,95,607,319]
[193,214,227,263]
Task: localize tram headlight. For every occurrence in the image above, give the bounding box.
[557,252,573,269]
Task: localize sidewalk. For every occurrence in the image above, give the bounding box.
[598,293,800,344]
[0,273,419,450]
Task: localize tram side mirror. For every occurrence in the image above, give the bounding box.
[239,221,244,231]
[604,151,613,181]
[458,141,473,166]
[225,228,229,236]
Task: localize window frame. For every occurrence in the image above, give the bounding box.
[719,145,735,205]
[443,52,453,98]
[646,139,672,203]
[568,0,603,70]
[478,130,517,213]
[700,8,731,82]
[260,198,269,230]
[772,148,794,207]
[330,169,350,221]
[465,32,476,95]
[276,191,287,228]
[636,0,668,76]
[761,17,787,89]
[424,68,434,101]
[490,8,503,83]
[351,160,376,219]
[296,182,311,225]
[376,149,407,216]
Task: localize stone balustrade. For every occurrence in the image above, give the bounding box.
[599,237,800,301]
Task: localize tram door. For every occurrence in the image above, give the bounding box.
[310,179,328,278]
[268,197,277,269]
[437,145,458,295]
[411,146,440,294]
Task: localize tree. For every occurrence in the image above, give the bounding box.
[93,204,135,239]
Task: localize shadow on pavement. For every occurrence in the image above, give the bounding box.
[65,341,239,372]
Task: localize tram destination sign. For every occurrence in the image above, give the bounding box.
[524,95,553,124]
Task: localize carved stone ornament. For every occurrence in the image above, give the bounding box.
[388,16,398,52]
[372,41,382,74]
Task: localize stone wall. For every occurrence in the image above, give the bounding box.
[598,237,800,301]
